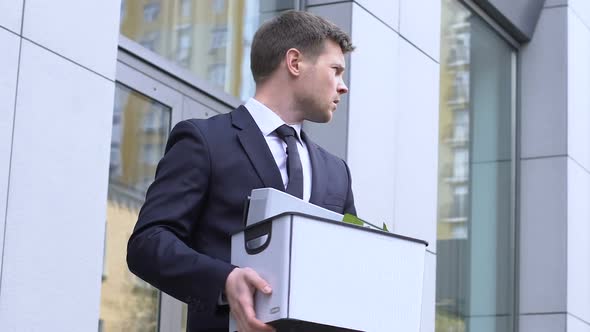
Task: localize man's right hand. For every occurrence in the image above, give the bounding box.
[225,267,276,332]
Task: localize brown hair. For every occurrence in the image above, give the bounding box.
[250,10,355,84]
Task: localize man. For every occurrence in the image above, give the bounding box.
[127,10,356,332]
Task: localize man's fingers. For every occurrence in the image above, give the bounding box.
[233,299,274,332]
[226,267,275,331]
[243,268,272,294]
[243,305,275,332]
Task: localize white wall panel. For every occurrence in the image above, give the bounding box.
[420,252,435,332]
[0,28,20,271]
[347,4,399,226]
[399,0,441,62]
[355,0,399,31]
[520,7,567,158]
[0,40,113,331]
[394,39,439,252]
[519,157,567,314]
[570,0,590,29]
[22,0,120,79]
[568,8,590,171]
[567,159,590,324]
[568,314,590,332]
[0,0,23,34]
[519,314,566,332]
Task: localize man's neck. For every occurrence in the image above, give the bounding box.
[254,86,302,125]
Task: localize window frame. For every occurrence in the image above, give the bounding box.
[439,1,521,331]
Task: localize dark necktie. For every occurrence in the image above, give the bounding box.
[275,124,304,199]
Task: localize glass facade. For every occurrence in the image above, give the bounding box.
[120,0,295,100]
[113,1,519,330]
[437,1,516,331]
[100,83,171,331]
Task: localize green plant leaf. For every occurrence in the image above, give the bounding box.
[342,213,364,226]
[343,214,391,233]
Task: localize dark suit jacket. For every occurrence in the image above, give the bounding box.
[127,105,356,331]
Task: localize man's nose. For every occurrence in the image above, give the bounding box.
[337,79,348,95]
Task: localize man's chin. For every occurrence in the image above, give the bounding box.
[306,112,332,123]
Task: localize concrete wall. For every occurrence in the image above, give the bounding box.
[519,6,568,331]
[519,1,590,331]
[0,1,120,330]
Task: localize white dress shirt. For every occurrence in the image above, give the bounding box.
[244,98,312,202]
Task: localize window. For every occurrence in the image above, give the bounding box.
[180,0,192,17]
[451,224,468,239]
[450,71,469,103]
[437,1,517,331]
[139,31,160,52]
[213,0,226,14]
[176,25,192,66]
[453,110,469,142]
[452,148,468,181]
[448,32,470,65]
[110,88,126,176]
[210,27,228,51]
[109,145,121,174]
[143,3,160,22]
[99,83,171,331]
[119,1,294,98]
[451,185,468,220]
[143,106,167,132]
[208,64,226,88]
[142,143,162,164]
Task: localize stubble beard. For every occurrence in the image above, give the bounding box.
[296,93,333,124]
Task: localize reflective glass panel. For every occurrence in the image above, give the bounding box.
[437,1,516,331]
[99,83,171,331]
[120,0,294,100]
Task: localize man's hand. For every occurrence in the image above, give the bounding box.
[225,267,275,332]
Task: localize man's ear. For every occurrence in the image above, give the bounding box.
[285,48,302,77]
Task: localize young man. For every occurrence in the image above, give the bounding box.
[127,10,356,332]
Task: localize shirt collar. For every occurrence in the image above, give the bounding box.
[244,97,303,140]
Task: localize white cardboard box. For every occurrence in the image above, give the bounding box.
[231,205,427,331]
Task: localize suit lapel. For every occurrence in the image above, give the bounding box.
[301,131,327,206]
[232,106,285,191]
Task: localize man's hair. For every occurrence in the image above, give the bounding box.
[250,10,355,84]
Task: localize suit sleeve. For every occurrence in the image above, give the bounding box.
[343,160,357,216]
[126,120,234,310]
